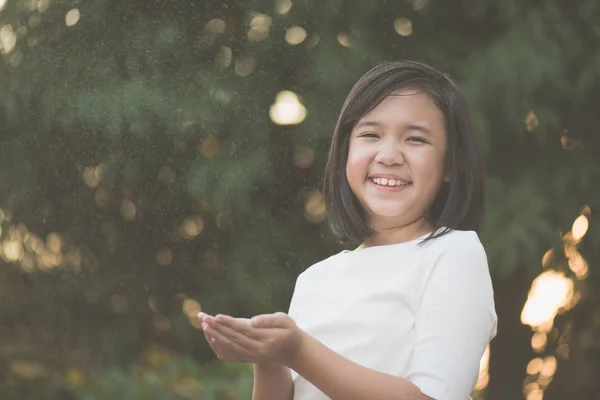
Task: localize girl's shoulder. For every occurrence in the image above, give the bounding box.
[427,228,483,250]
[423,229,489,274]
[294,251,344,282]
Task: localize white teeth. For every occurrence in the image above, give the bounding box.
[371,178,410,187]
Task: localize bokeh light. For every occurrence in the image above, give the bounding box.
[521,270,573,329]
[180,216,205,239]
[474,345,490,391]
[304,190,326,223]
[521,209,591,398]
[286,26,307,45]
[205,18,226,34]
[525,110,538,132]
[394,18,413,37]
[337,33,352,47]
[248,13,271,42]
[65,9,80,27]
[275,0,292,14]
[571,215,588,241]
[269,91,307,125]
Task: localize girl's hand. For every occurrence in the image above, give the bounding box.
[198,311,304,366]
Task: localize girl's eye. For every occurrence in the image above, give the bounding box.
[359,133,379,138]
[407,136,427,144]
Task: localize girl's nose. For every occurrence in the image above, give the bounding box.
[374,143,405,166]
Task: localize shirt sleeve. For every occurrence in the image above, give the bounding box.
[406,234,498,400]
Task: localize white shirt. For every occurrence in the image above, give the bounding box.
[287,229,497,400]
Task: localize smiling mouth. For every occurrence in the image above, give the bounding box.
[369,177,412,188]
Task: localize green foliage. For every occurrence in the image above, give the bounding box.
[67,358,253,400]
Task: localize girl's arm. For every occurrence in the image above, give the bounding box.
[288,334,432,400]
[252,363,294,400]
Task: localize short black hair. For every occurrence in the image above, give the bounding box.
[322,61,485,245]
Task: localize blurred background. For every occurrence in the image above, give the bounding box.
[0,0,598,399]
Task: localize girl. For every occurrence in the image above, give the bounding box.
[198,61,497,400]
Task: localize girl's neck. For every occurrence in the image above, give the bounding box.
[360,218,433,249]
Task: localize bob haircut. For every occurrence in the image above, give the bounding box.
[322,61,485,244]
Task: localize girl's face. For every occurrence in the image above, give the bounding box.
[346,89,448,232]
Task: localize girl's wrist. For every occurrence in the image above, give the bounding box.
[283,330,311,370]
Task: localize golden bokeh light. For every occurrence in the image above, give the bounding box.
[412,0,429,11]
[248,13,271,42]
[205,18,226,34]
[182,297,203,329]
[46,232,62,253]
[581,204,591,217]
[83,166,100,188]
[527,357,544,375]
[37,0,50,12]
[525,110,538,132]
[526,388,543,400]
[571,215,588,241]
[568,252,589,279]
[2,240,23,262]
[521,270,573,329]
[540,356,557,378]
[531,332,547,353]
[394,18,413,37]
[65,9,80,27]
[304,190,326,223]
[286,26,307,45]
[275,0,293,14]
[474,344,490,391]
[182,297,201,318]
[180,216,205,239]
[269,90,307,125]
[0,0,6,11]
[562,235,576,258]
[541,249,553,268]
[1,24,17,54]
[337,33,352,47]
[120,198,137,221]
[524,382,540,398]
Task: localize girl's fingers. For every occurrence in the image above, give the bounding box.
[214,315,263,340]
[204,326,251,362]
[208,317,261,350]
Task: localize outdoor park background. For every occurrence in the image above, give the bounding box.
[0,0,599,399]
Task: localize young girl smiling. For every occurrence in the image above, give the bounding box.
[198,61,497,400]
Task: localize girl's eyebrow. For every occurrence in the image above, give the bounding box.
[354,120,432,135]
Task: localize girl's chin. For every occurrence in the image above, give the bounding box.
[366,210,408,219]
